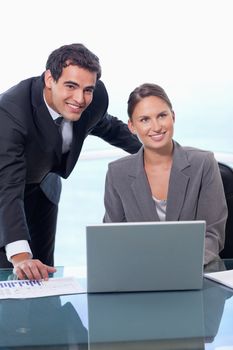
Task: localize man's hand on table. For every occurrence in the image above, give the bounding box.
[11,252,56,280]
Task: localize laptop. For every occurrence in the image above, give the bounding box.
[86,221,205,293]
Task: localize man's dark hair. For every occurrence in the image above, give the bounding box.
[46,43,101,81]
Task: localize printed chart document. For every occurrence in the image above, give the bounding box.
[204,269,233,289]
[0,277,85,299]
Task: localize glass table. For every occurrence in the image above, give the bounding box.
[0,260,233,349]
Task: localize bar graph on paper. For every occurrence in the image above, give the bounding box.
[0,277,85,299]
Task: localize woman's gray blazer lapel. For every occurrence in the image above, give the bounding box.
[166,142,191,220]
[129,142,192,222]
[129,148,160,221]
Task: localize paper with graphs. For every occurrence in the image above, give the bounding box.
[0,277,85,299]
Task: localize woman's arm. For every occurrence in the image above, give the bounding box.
[196,152,228,265]
[103,166,126,222]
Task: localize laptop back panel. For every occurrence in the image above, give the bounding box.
[86,221,205,293]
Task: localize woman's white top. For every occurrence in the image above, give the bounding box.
[152,196,167,221]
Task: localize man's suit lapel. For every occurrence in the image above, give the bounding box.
[59,120,85,178]
[34,104,63,160]
[130,148,160,221]
[166,142,190,220]
[31,76,62,163]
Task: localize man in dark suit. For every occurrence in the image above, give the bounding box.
[0,43,141,280]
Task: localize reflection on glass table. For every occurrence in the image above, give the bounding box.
[0,261,232,349]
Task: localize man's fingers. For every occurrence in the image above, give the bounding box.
[13,259,55,280]
[47,266,57,272]
[13,266,27,280]
[27,262,48,280]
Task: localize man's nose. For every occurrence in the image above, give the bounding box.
[73,90,85,104]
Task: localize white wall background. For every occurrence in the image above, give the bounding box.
[1,0,233,89]
[1,0,233,153]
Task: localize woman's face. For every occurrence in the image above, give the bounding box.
[128,95,175,152]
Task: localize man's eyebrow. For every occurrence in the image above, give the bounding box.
[64,80,95,89]
[64,80,79,86]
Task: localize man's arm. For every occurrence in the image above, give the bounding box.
[0,109,56,279]
[90,112,142,154]
[6,240,56,280]
[0,111,30,247]
[6,240,32,262]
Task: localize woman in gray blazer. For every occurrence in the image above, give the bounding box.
[104,83,228,265]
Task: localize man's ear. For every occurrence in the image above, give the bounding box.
[128,119,136,134]
[44,70,54,89]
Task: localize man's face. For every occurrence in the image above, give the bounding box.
[44,65,97,121]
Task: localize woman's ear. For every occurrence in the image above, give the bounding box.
[128,119,136,134]
[172,111,175,122]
